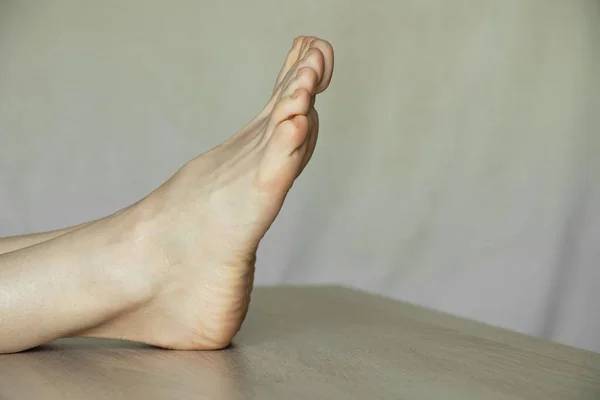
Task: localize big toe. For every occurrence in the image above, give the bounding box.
[258,114,310,192]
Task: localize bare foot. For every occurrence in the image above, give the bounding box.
[78,37,334,349]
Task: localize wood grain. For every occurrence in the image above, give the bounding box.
[0,285,598,399]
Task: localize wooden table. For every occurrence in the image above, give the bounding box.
[0,285,598,399]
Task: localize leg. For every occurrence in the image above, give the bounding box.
[0,211,152,353]
[0,203,143,255]
[0,221,93,255]
[0,36,334,354]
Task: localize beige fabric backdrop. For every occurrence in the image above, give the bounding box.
[1,0,599,351]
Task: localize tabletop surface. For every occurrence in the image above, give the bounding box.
[0,285,599,399]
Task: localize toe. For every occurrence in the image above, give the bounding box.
[281,66,320,98]
[263,37,333,119]
[258,115,310,191]
[297,36,319,58]
[268,88,311,129]
[269,47,324,104]
[308,39,334,93]
[294,48,325,89]
[272,37,304,93]
[274,42,325,99]
[299,108,319,175]
[276,114,310,155]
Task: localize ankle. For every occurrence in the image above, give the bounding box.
[89,206,162,310]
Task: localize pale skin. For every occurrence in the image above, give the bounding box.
[0,36,334,354]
